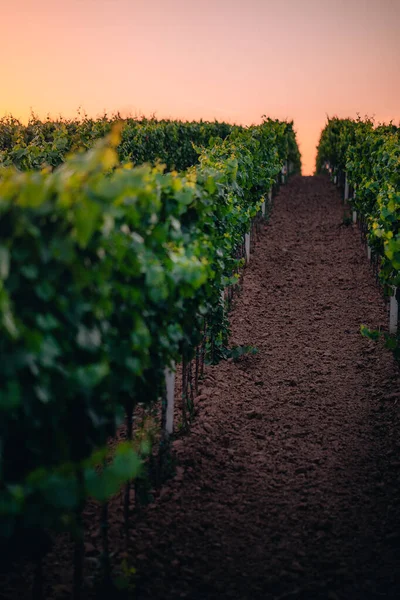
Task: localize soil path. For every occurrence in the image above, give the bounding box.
[128,176,400,599]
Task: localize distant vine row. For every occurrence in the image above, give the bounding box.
[317,116,400,349]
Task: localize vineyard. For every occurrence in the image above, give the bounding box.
[1,114,400,599]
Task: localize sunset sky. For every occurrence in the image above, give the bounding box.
[1,0,399,174]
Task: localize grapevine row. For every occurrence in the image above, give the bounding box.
[0,113,301,174]
[316,116,400,343]
[0,116,300,593]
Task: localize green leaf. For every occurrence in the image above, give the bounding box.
[21,265,38,280]
[113,445,142,481]
[76,325,102,351]
[39,336,61,367]
[0,381,21,410]
[75,362,110,389]
[85,445,142,502]
[35,281,55,301]
[41,474,79,509]
[34,384,51,404]
[360,324,381,341]
[74,200,101,248]
[36,314,59,331]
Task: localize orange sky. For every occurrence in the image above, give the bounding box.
[1,0,399,174]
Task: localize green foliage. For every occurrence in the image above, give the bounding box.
[0,112,301,176]
[0,113,232,172]
[360,324,400,358]
[226,345,259,362]
[316,116,400,288]
[0,115,300,557]
[0,131,213,553]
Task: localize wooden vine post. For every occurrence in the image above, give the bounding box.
[389,287,398,335]
[281,162,288,184]
[344,173,350,202]
[245,232,251,264]
[164,364,176,437]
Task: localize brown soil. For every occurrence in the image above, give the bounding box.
[3,175,400,599]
